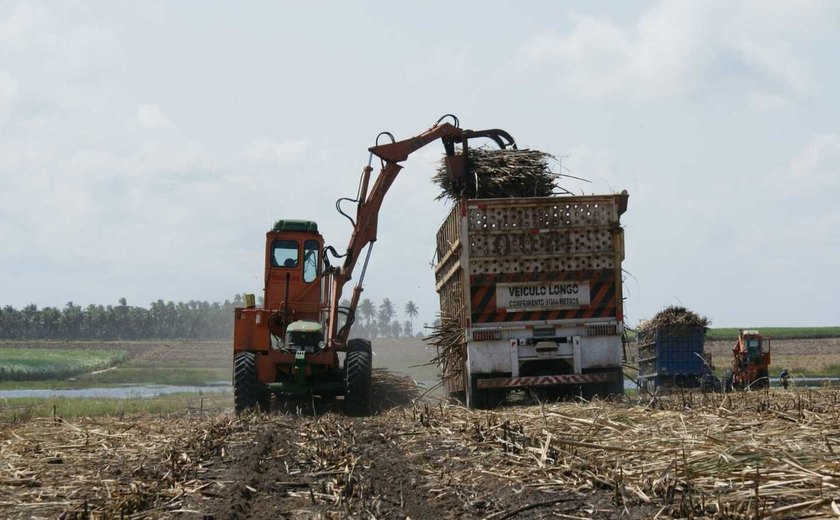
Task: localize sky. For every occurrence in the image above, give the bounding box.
[1,0,839,328]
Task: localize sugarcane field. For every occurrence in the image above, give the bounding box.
[2,351,840,519]
[4,3,840,520]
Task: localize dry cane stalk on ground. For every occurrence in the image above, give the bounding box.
[1,383,839,519]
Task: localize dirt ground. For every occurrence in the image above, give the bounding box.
[2,339,840,519]
[0,370,662,520]
[172,371,655,519]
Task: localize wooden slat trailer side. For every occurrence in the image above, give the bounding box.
[435,192,629,408]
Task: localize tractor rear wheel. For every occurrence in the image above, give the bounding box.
[234,351,260,414]
[345,350,372,416]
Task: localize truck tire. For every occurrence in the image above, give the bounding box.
[345,350,372,416]
[465,377,486,409]
[234,352,260,414]
[466,375,505,410]
[605,367,625,397]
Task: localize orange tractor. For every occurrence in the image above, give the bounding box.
[724,329,771,390]
[232,115,516,415]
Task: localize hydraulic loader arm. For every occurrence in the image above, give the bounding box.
[327,118,515,348]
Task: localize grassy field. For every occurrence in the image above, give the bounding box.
[0,338,437,419]
[0,340,230,390]
[0,341,232,420]
[0,347,127,382]
[1,333,837,420]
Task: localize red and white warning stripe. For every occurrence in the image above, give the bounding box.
[476,372,614,389]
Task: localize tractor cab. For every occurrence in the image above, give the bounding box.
[728,329,771,389]
[739,330,770,365]
[263,220,326,332]
[233,219,334,387]
[743,330,770,364]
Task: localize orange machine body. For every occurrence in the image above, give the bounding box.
[231,116,521,414]
[730,330,771,389]
[233,220,337,384]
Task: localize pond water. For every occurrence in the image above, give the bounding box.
[0,383,232,399]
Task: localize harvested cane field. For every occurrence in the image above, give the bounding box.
[705,338,840,378]
[1,338,839,518]
[2,371,840,519]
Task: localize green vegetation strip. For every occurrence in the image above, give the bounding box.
[628,326,840,341]
[78,367,231,386]
[0,348,127,381]
[705,327,840,340]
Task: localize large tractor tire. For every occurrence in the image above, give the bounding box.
[345,349,372,416]
[234,351,261,414]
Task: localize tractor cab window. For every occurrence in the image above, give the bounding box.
[746,339,759,349]
[271,240,299,268]
[303,240,319,283]
[761,338,770,354]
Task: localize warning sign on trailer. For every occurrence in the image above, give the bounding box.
[496,281,591,312]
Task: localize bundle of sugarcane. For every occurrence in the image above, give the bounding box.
[425,314,466,383]
[637,305,710,341]
[434,147,560,201]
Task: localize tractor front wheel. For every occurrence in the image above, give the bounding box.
[234,351,261,414]
[345,350,372,416]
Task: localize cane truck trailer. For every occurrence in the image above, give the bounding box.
[434,192,629,408]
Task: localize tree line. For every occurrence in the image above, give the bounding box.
[0,296,426,341]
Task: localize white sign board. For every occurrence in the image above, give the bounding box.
[496,281,591,312]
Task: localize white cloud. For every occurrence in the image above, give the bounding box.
[0,3,45,46]
[403,47,469,84]
[240,137,309,164]
[790,133,840,188]
[747,92,788,111]
[137,103,174,130]
[0,71,17,118]
[518,1,833,102]
[562,145,619,192]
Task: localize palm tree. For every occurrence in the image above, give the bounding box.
[403,319,413,338]
[377,298,395,337]
[390,320,402,338]
[359,299,375,327]
[404,301,418,330]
